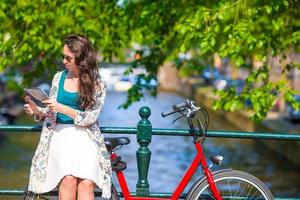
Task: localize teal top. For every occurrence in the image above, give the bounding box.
[56,70,83,124]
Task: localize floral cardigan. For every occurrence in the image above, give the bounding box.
[28,70,112,198]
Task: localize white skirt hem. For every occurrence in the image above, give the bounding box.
[43,173,104,193]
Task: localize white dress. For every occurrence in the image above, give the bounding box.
[28,70,111,198]
[44,123,101,191]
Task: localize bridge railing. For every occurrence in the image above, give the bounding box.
[0,106,299,200]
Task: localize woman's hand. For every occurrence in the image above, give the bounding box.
[43,99,77,119]
[24,96,40,116]
[42,99,65,113]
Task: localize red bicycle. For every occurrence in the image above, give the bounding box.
[105,100,274,200]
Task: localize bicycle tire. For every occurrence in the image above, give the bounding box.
[187,170,273,200]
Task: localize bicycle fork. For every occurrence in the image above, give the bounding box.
[195,142,222,200]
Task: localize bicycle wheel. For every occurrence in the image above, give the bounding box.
[187,170,273,200]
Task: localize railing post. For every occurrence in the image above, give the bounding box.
[136,106,152,197]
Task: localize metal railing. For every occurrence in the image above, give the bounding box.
[0,106,299,199]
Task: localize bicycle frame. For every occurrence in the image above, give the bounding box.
[111,141,222,200]
[109,101,274,200]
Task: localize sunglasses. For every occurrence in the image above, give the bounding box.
[61,54,74,62]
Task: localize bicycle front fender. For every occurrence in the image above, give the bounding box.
[185,168,232,200]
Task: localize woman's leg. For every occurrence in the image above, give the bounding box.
[77,178,96,200]
[59,175,78,200]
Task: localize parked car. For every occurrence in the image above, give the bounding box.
[213,76,245,94]
[213,77,252,107]
[134,76,158,88]
[114,76,133,92]
[285,95,300,123]
[201,67,220,84]
[212,75,230,91]
[229,79,246,94]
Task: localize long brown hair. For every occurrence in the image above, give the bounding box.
[64,34,100,109]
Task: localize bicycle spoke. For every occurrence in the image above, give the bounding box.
[233,180,242,200]
[250,189,259,200]
[197,192,206,200]
[226,178,233,198]
[237,180,247,198]
[197,184,217,200]
[199,195,206,200]
[245,184,254,199]
[254,194,264,200]
[208,186,217,200]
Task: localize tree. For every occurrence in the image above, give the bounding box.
[1,0,300,121]
[0,0,129,86]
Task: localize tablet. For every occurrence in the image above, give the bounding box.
[24,88,49,103]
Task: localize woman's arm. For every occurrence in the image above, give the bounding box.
[24,96,47,121]
[42,100,77,119]
[43,80,107,127]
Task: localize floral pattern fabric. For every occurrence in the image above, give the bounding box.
[28,70,112,198]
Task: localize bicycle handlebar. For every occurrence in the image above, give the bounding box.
[162,99,208,140]
[161,101,189,117]
[161,100,200,118]
[161,109,177,117]
[173,102,188,110]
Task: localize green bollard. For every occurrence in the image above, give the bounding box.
[136,106,152,197]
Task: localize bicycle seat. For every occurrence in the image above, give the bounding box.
[105,137,130,150]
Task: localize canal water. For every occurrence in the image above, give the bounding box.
[0,91,299,199]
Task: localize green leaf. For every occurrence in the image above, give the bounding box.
[236,56,244,66]
[266,6,272,14]
[224,25,231,32]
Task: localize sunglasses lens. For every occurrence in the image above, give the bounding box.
[62,54,72,62]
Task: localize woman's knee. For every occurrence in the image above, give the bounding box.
[61,175,78,188]
[78,179,95,190]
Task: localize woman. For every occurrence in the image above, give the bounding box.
[24,34,112,200]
